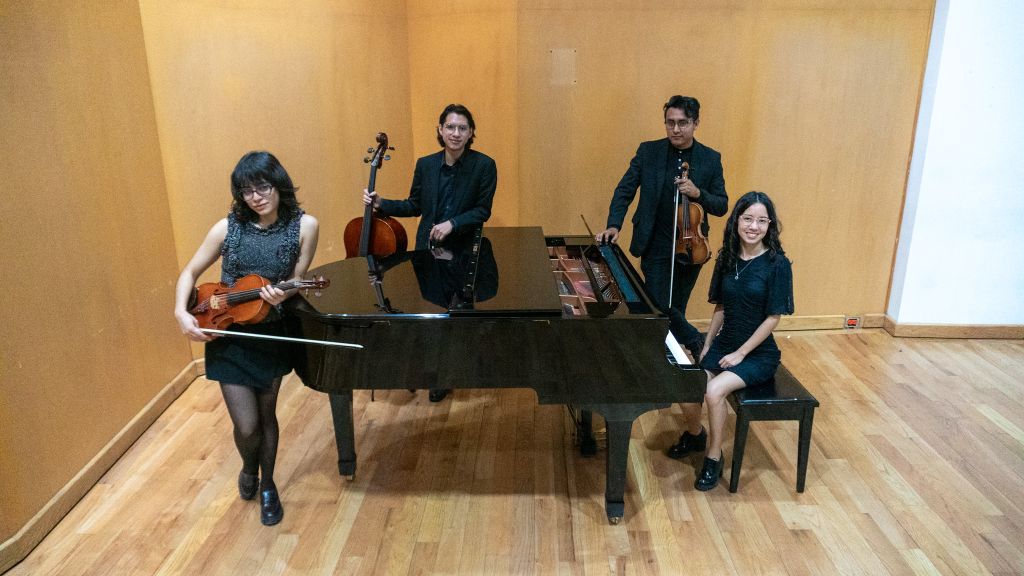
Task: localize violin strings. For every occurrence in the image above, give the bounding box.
[212,281,305,306]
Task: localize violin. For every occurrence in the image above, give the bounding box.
[675,161,711,265]
[344,133,408,258]
[188,274,329,336]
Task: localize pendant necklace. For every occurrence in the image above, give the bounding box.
[735,249,765,279]
[734,260,754,280]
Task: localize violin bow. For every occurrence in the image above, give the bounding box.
[199,329,363,349]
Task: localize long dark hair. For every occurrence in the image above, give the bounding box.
[715,191,784,271]
[229,151,301,223]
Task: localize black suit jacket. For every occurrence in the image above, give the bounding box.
[606,138,728,258]
[380,148,497,250]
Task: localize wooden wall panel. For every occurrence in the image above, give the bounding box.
[516,2,933,321]
[0,0,189,543]
[143,0,932,327]
[406,0,520,227]
[138,0,417,283]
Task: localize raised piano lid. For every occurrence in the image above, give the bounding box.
[298,227,565,318]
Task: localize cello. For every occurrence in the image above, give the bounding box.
[344,133,408,258]
[674,161,711,265]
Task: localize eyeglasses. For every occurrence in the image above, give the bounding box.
[443,123,471,134]
[739,215,771,227]
[665,119,694,130]
[240,183,274,199]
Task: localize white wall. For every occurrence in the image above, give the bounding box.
[889,0,1024,325]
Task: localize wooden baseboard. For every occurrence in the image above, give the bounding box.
[883,316,1024,339]
[0,360,204,573]
[691,314,886,332]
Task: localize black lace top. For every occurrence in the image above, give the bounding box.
[220,211,304,286]
[707,252,794,358]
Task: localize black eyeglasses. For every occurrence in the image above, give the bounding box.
[240,183,274,199]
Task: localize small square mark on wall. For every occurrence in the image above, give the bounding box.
[550,49,577,86]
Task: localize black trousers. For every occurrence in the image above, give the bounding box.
[640,252,704,352]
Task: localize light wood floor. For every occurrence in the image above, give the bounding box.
[7,330,1024,576]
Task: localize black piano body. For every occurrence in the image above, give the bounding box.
[288,226,705,523]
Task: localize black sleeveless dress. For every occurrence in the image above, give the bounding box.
[204,211,304,389]
[700,251,794,387]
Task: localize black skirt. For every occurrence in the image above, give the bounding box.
[204,317,303,389]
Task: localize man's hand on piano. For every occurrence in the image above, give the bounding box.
[595,227,619,245]
[429,220,454,242]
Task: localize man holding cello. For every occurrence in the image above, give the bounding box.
[364,103,497,402]
[364,104,497,252]
[595,95,728,371]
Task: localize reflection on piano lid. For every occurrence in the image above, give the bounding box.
[286,226,707,523]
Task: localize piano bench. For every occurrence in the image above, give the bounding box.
[726,364,818,493]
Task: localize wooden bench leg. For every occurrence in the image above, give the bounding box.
[796,407,815,493]
[729,409,750,493]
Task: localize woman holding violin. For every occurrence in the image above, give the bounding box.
[668,191,794,491]
[174,151,319,526]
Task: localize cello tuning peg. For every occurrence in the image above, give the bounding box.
[367,148,374,153]
[388,146,395,150]
[384,155,391,161]
[364,157,370,163]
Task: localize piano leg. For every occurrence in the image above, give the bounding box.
[603,418,633,524]
[328,391,357,481]
[580,403,669,524]
[578,409,597,457]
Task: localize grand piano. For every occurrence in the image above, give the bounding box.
[287,226,705,523]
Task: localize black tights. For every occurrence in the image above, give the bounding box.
[220,378,281,492]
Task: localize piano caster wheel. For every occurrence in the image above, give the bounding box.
[345,475,355,482]
[608,517,621,525]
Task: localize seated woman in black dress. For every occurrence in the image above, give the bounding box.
[666,191,794,491]
[173,151,319,525]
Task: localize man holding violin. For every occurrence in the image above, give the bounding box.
[595,95,728,359]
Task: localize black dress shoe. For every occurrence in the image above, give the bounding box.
[666,427,707,460]
[428,389,450,402]
[238,471,259,501]
[694,456,723,491]
[260,488,284,526]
